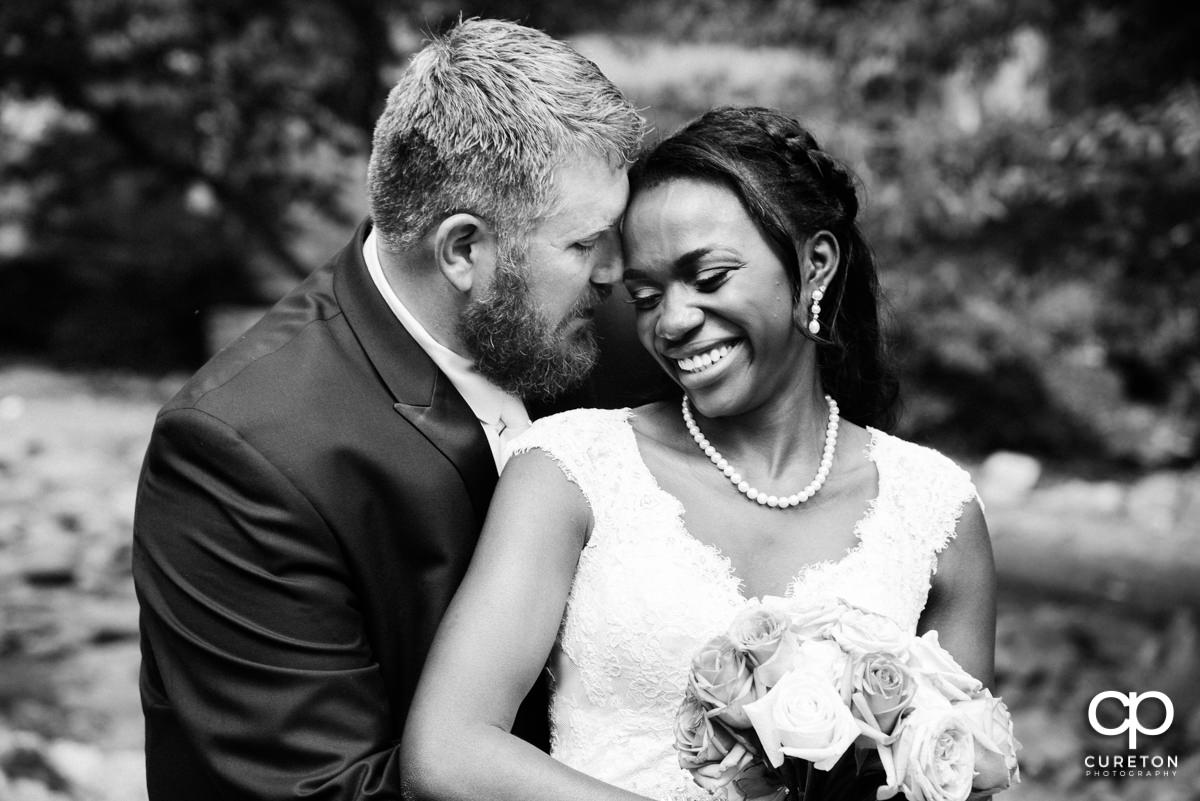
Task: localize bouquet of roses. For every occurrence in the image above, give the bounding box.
[674,598,1020,801]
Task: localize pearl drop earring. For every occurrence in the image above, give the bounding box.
[808,286,824,335]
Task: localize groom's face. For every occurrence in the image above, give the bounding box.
[459,155,629,400]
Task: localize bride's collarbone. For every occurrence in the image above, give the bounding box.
[685,489,862,550]
[659,469,867,578]
[629,406,877,573]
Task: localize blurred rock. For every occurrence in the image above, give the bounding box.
[0,726,145,801]
[17,531,79,588]
[0,394,26,421]
[1173,473,1200,536]
[0,776,75,801]
[49,642,144,748]
[1009,707,1080,777]
[977,451,1043,508]
[1126,473,1183,534]
[0,728,72,799]
[1029,479,1125,517]
[78,596,141,645]
[45,740,145,801]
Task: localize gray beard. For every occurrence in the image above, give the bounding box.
[458,253,601,402]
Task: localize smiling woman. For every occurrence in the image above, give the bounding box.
[622,108,896,431]
[622,177,822,420]
[401,107,1005,801]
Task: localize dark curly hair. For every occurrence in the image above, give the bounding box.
[628,106,900,430]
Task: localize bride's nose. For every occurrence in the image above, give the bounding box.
[655,288,704,341]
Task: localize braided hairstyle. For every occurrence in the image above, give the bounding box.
[628,106,899,430]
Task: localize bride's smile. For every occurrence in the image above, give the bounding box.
[672,341,738,374]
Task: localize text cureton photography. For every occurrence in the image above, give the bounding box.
[1083,754,1179,779]
[1083,690,1181,781]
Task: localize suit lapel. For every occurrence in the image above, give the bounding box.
[333,221,498,524]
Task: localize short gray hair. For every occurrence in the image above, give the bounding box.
[367,18,644,251]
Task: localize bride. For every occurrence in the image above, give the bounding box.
[401,107,998,800]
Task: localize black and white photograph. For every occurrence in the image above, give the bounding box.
[0,2,1196,800]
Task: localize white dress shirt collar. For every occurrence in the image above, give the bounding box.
[363,228,529,470]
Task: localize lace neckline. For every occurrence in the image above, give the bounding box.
[619,410,884,602]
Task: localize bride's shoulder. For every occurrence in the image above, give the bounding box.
[509,407,633,458]
[525,406,632,435]
[506,408,636,496]
[867,427,977,491]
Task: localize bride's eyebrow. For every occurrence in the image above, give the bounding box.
[623,246,737,281]
[674,246,743,273]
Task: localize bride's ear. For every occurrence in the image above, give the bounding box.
[433,213,499,294]
[794,230,840,329]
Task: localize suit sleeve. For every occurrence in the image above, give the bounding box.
[133,406,401,800]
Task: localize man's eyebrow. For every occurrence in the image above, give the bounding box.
[583,213,624,240]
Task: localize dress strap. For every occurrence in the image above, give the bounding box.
[505,408,635,518]
[869,428,979,573]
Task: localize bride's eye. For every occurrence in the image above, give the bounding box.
[694,268,734,292]
[624,287,662,310]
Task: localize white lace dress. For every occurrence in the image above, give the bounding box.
[507,408,979,801]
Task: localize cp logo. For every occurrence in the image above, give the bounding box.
[1088,691,1173,749]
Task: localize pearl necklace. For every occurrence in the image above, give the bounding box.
[681,394,839,509]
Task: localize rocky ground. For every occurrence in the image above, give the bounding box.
[0,364,1196,800]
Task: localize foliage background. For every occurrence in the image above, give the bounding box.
[3,0,1198,471]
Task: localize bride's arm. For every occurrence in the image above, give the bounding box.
[917,499,997,687]
[401,449,651,801]
[921,509,1009,801]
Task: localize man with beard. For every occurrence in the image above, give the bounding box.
[131,19,642,801]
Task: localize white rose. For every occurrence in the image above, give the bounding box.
[878,707,974,801]
[905,631,983,702]
[849,651,918,738]
[743,669,859,771]
[688,634,760,728]
[728,603,801,689]
[793,639,851,690]
[956,690,1021,792]
[828,606,909,656]
[785,599,847,641]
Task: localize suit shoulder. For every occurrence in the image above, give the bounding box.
[162,267,346,422]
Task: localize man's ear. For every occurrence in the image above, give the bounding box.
[433,213,497,294]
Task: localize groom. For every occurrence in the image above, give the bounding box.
[132,18,642,801]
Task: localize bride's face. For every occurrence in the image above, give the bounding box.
[622,178,812,418]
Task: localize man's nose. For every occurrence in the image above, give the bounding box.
[590,232,623,286]
[655,289,704,341]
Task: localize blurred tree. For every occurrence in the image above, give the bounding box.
[0,0,1196,465]
[0,0,394,367]
[597,0,1200,466]
[871,0,1200,467]
[0,0,653,369]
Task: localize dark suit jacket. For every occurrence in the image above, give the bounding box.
[133,222,553,800]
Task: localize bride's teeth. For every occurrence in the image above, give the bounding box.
[677,343,735,373]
